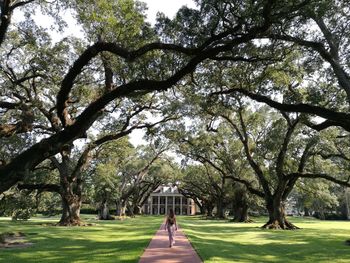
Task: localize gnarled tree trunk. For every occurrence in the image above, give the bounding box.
[133,205,141,215]
[232,188,251,222]
[55,148,85,226]
[59,192,82,226]
[118,200,127,217]
[205,203,214,217]
[262,197,299,230]
[216,199,226,218]
[127,203,135,217]
[99,199,114,220]
[233,202,250,222]
[199,204,206,215]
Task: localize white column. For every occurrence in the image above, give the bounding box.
[165,196,168,214]
[173,196,175,214]
[346,188,350,220]
[180,196,183,215]
[187,199,190,215]
[150,197,153,215]
[157,196,160,215]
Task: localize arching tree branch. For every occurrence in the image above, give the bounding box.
[17,183,60,193]
[211,88,350,131]
[288,172,350,187]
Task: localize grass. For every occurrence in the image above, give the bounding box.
[179,216,350,263]
[0,215,161,263]
[1,215,349,263]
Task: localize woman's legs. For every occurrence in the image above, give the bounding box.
[172,228,176,244]
[167,225,175,247]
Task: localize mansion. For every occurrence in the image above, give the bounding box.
[142,185,197,215]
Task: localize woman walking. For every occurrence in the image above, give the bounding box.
[164,208,177,247]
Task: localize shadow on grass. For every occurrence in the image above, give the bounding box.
[0,216,162,263]
[188,234,350,262]
[191,237,350,262]
[180,217,350,263]
[1,237,150,263]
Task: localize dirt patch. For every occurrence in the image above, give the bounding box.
[41,222,96,227]
[0,232,34,249]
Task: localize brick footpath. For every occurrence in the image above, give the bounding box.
[138,224,203,263]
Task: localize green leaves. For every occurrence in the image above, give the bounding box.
[72,0,148,45]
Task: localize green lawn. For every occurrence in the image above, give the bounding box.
[0,215,161,263]
[179,216,350,263]
[1,215,350,263]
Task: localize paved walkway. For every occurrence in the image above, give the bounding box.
[139,224,203,263]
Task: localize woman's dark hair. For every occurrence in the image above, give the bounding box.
[169,208,175,218]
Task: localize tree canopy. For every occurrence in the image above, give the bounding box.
[1,0,350,229]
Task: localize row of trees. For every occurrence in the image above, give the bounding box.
[1,0,350,229]
[0,138,175,224]
[169,102,350,225]
[1,130,347,225]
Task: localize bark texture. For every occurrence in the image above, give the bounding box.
[99,200,114,220]
[262,198,299,230]
[59,193,82,226]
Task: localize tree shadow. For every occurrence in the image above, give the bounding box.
[0,217,162,263]
[1,236,150,263]
[181,218,350,263]
[187,234,350,262]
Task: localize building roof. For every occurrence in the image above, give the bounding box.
[152,185,180,194]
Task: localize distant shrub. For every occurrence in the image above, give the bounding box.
[11,208,34,221]
[0,234,5,243]
[313,212,347,220]
[80,208,98,214]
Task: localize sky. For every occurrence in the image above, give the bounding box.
[143,0,196,24]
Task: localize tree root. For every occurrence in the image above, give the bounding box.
[262,220,300,230]
[57,218,85,226]
[99,215,115,220]
[229,218,254,223]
